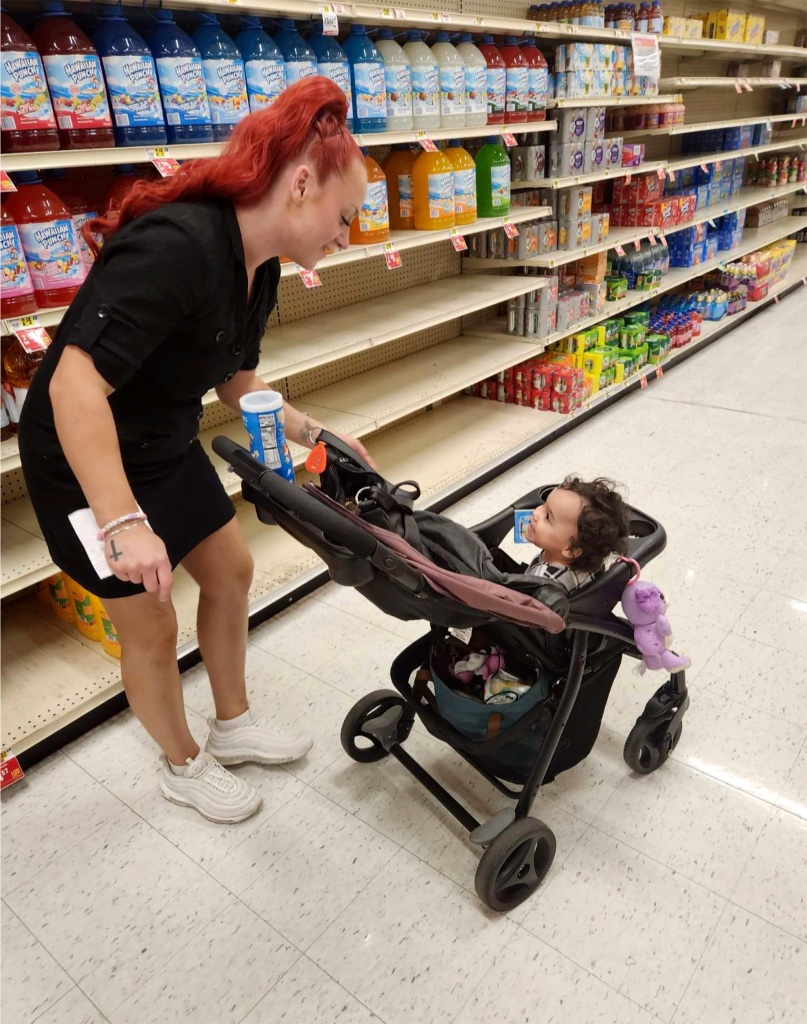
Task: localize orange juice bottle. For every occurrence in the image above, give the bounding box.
[382,144,418,230]
[444,140,477,226]
[65,574,101,642]
[91,594,121,658]
[412,148,455,230]
[47,572,75,624]
[349,149,390,245]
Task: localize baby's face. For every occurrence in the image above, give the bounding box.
[524,488,586,560]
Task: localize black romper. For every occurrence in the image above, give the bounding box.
[18,200,281,599]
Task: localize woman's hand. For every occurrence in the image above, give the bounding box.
[326,430,377,469]
[104,525,173,602]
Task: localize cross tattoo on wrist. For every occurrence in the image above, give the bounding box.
[110,539,122,562]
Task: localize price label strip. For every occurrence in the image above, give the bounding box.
[147,147,181,177]
[450,229,467,251]
[320,9,339,35]
[6,314,51,353]
[298,268,322,288]
[384,246,402,270]
[639,374,648,389]
[0,169,16,193]
[614,243,626,256]
[0,748,24,790]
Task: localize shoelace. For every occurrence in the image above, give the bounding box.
[186,753,238,793]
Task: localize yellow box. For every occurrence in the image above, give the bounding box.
[584,370,600,394]
[744,13,765,46]
[685,18,704,39]
[614,362,625,384]
[710,10,747,42]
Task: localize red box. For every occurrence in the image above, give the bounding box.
[679,193,696,222]
[551,365,585,395]
[531,364,554,391]
[478,379,495,399]
[531,388,554,411]
[496,381,514,403]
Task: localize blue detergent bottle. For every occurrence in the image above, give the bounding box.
[342,23,386,134]
[309,22,353,133]
[234,17,286,114]
[273,18,317,89]
[193,14,248,142]
[93,3,166,146]
[149,9,212,144]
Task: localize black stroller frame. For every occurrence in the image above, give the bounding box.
[213,434,689,912]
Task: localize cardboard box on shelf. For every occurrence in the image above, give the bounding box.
[744,13,765,46]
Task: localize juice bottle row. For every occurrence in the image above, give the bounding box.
[35,572,121,658]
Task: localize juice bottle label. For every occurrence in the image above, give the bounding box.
[357,177,389,233]
[490,163,511,207]
[1,49,57,130]
[72,210,98,268]
[398,173,414,219]
[317,62,352,111]
[485,66,506,115]
[505,66,528,113]
[527,67,548,112]
[17,218,84,292]
[1,224,34,298]
[411,65,438,117]
[353,62,385,120]
[384,64,411,118]
[101,55,163,127]
[2,381,20,423]
[201,58,248,125]
[427,171,453,219]
[453,168,476,215]
[43,54,112,130]
[465,66,487,115]
[284,60,317,87]
[155,56,210,125]
[245,59,285,112]
[439,66,464,117]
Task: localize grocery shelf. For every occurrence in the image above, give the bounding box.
[512,160,668,191]
[665,137,807,174]
[620,113,807,139]
[464,183,806,270]
[659,77,807,90]
[658,35,807,61]
[547,95,681,109]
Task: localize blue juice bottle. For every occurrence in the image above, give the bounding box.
[309,22,353,133]
[273,19,317,88]
[193,14,248,142]
[149,9,212,144]
[93,3,166,147]
[342,23,386,134]
[234,17,286,114]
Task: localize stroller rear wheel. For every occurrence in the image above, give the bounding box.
[341,689,415,763]
[623,714,683,774]
[475,818,556,913]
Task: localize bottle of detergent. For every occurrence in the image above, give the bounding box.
[431,32,465,130]
[65,575,102,642]
[309,22,353,133]
[454,34,487,127]
[4,172,84,308]
[33,2,114,150]
[412,147,455,231]
[342,24,386,134]
[272,19,316,88]
[475,138,511,217]
[402,31,439,131]
[235,18,286,114]
[0,206,37,318]
[0,13,59,153]
[350,150,390,244]
[43,169,98,271]
[193,15,248,142]
[477,35,506,126]
[374,28,413,132]
[93,3,166,147]
[520,37,548,122]
[500,36,528,124]
[444,140,476,226]
[382,144,418,229]
[149,9,213,144]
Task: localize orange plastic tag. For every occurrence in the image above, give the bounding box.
[305,442,328,474]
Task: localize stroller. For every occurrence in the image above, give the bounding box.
[213,432,689,913]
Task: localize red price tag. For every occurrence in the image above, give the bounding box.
[625,171,632,185]
[0,749,24,790]
[734,80,742,93]
[656,167,666,180]
[648,232,657,245]
[0,169,16,193]
[659,231,667,245]
[668,168,676,182]
[639,374,648,389]
[743,80,753,92]
[614,244,626,256]
[450,231,468,251]
[502,220,519,238]
[774,295,780,304]
[298,268,322,288]
[501,131,518,148]
[147,148,180,177]
[700,163,709,173]
[384,248,402,270]
[633,237,642,251]
[417,134,438,151]
[7,315,50,352]
[656,364,664,378]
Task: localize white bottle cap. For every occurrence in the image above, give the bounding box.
[239,389,283,413]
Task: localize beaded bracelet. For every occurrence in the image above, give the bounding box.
[103,521,149,542]
[97,511,147,541]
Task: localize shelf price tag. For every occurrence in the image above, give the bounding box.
[700,163,709,173]
[502,219,519,239]
[624,171,631,184]
[450,229,467,251]
[384,245,402,270]
[668,168,676,182]
[417,132,438,151]
[639,374,648,389]
[774,295,780,304]
[0,748,24,790]
[614,244,626,256]
[6,314,50,353]
[656,364,664,378]
[0,169,16,193]
[500,126,517,147]
[743,80,753,92]
[659,231,667,245]
[298,268,322,288]
[648,231,657,245]
[656,167,666,180]
[631,33,661,82]
[320,8,339,35]
[147,147,180,177]
[734,80,742,93]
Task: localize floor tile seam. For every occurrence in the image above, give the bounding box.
[2,904,80,1024]
[723,894,807,948]
[311,593,425,643]
[230,947,308,1024]
[667,898,733,1024]
[29,984,110,1024]
[686,671,807,732]
[647,394,805,424]
[667,750,790,813]
[245,636,384,702]
[286,953,390,1024]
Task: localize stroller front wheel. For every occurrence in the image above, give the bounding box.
[475,818,557,913]
[341,689,415,763]
[623,714,683,774]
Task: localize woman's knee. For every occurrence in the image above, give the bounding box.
[108,593,179,651]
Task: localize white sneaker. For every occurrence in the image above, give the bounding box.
[205,708,313,766]
[159,751,262,824]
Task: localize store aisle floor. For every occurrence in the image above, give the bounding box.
[3,294,807,1024]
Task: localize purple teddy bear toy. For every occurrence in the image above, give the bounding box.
[621,580,691,674]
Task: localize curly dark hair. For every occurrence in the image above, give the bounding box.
[560,476,629,574]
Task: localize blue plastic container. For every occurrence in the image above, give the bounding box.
[342,23,386,134]
[149,9,212,144]
[234,17,286,114]
[239,390,295,483]
[192,14,248,141]
[93,3,166,146]
[272,18,317,89]
[309,23,353,133]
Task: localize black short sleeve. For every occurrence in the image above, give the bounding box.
[61,212,209,391]
[237,257,280,374]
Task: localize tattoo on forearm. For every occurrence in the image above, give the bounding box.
[110,540,122,562]
[300,417,319,444]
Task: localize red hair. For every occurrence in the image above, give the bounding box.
[86,76,362,254]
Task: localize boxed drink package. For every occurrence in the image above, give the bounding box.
[744,13,765,45]
[622,143,645,167]
[558,185,593,218]
[557,108,589,144]
[576,250,608,282]
[586,106,606,142]
[708,9,746,42]
[559,214,592,250]
[535,220,559,254]
[565,71,597,98]
[579,281,607,316]
[605,137,623,170]
[585,141,607,174]
[550,142,587,177]
[591,211,610,243]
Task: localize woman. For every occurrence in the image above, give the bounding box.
[19,78,370,824]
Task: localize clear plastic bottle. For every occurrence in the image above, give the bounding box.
[431,31,465,130]
[310,23,353,133]
[272,19,317,88]
[343,24,386,134]
[2,321,48,421]
[149,9,213,145]
[1,12,59,152]
[374,29,413,132]
[382,144,418,229]
[636,2,651,32]
[193,15,249,142]
[43,169,98,271]
[520,37,548,123]
[444,140,477,226]
[454,34,487,128]
[234,18,286,115]
[412,147,455,230]
[477,35,506,127]
[648,0,664,33]
[0,206,37,318]
[402,31,439,131]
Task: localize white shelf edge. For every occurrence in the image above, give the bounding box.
[621,113,807,139]
[659,77,807,90]
[547,94,681,109]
